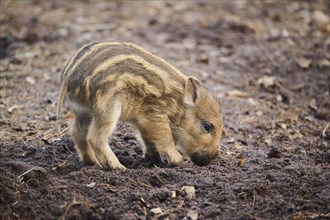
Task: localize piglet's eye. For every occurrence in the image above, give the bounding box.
[201,121,214,133]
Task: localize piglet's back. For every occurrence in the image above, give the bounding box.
[59,42,188,109]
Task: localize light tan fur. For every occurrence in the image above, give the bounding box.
[58,42,223,170]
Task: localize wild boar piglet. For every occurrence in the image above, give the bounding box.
[57,42,223,170]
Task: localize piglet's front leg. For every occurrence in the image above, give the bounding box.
[138,119,183,166]
[143,140,167,167]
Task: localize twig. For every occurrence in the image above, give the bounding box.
[294,183,307,198]
[98,183,118,192]
[59,198,82,220]
[156,208,173,218]
[50,185,68,190]
[52,160,70,170]
[18,168,34,182]
[322,122,329,139]
[252,189,257,210]
[53,149,61,165]
[137,180,153,189]
[58,125,71,137]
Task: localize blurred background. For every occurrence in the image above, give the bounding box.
[0,1,329,219]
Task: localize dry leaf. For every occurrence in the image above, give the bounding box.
[226,138,235,143]
[309,98,317,110]
[197,54,209,64]
[26,76,36,84]
[187,209,198,220]
[225,150,235,156]
[64,112,74,120]
[87,182,96,188]
[257,75,276,88]
[268,28,289,40]
[7,105,23,113]
[265,139,272,145]
[293,212,303,220]
[226,90,248,98]
[236,155,245,167]
[175,200,184,209]
[322,123,329,139]
[219,57,232,63]
[106,185,117,193]
[248,98,258,106]
[150,207,162,215]
[170,191,176,199]
[304,115,315,122]
[312,10,330,31]
[240,116,257,124]
[277,123,287,130]
[140,197,146,204]
[234,143,243,150]
[312,10,328,25]
[296,57,311,69]
[318,59,330,67]
[289,130,303,140]
[182,186,196,199]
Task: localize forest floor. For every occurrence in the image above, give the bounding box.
[0,1,329,219]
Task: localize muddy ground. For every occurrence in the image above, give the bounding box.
[0,1,329,219]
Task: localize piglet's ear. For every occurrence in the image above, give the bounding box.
[184,76,202,106]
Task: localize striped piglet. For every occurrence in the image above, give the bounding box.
[57,42,223,170]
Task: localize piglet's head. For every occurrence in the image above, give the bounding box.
[178,77,223,166]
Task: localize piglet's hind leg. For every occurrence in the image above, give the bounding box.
[87,104,126,170]
[72,110,101,168]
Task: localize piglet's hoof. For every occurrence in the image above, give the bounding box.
[144,154,167,168]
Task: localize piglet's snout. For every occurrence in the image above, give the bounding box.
[190,150,219,166]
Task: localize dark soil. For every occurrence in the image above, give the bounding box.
[1,1,329,219]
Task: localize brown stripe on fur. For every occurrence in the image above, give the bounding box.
[69,43,186,86]
[65,42,121,82]
[91,59,167,96]
[85,55,180,97]
[61,41,99,81]
[58,42,187,118]
[128,43,187,83]
[57,42,118,116]
[112,43,187,85]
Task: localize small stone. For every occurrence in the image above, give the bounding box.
[247,98,258,106]
[276,95,283,102]
[226,138,235,143]
[268,148,282,159]
[197,54,209,64]
[187,209,198,220]
[59,28,69,37]
[170,191,176,199]
[150,207,162,215]
[26,76,35,84]
[257,75,276,88]
[309,98,317,110]
[87,182,96,188]
[182,186,196,199]
[296,57,311,69]
[278,123,287,130]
